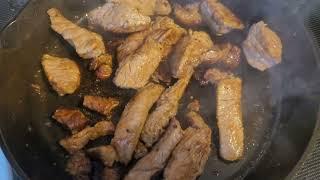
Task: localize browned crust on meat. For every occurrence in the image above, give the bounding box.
[83,96,119,116]
[60,121,115,154]
[216,77,244,161]
[52,107,88,134]
[66,151,91,179]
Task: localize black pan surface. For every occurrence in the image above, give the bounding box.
[0,0,319,179]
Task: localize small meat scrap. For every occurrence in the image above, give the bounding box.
[170,30,213,78]
[200,43,241,70]
[173,2,203,27]
[60,121,115,154]
[125,119,183,180]
[101,167,120,180]
[118,0,171,16]
[52,107,88,134]
[141,73,192,147]
[186,101,209,130]
[88,1,151,33]
[83,96,119,117]
[114,17,185,89]
[216,77,244,161]
[47,8,105,59]
[112,83,164,164]
[87,145,118,167]
[242,21,283,71]
[66,151,91,180]
[41,54,80,96]
[134,141,148,159]
[200,0,244,35]
[90,54,113,80]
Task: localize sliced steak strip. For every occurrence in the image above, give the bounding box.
[83,96,119,117]
[125,119,183,180]
[60,121,115,154]
[216,77,244,161]
[112,83,165,164]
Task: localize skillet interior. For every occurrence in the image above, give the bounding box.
[0,0,319,179]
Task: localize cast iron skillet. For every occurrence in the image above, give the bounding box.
[0,0,320,179]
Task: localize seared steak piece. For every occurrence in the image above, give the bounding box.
[88,1,151,33]
[141,73,192,147]
[200,43,241,70]
[112,83,165,164]
[41,54,80,96]
[83,96,119,117]
[125,119,183,180]
[216,77,244,161]
[90,54,113,80]
[134,141,148,159]
[242,21,283,71]
[114,17,185,89]
[66,151,91,180]
[117,17,186,63]
[118,0,171,16]
[173,2,203,27]
[87,145,119,167]
[164,107,212,180]
[52,107,88,134]
[47,8,105,59]
[60,121,115,154]
[170,30,213,78]
[102,167,120,180]
[200,0,244,35]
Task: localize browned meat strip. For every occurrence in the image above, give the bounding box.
[112,83,165,164]
[66,151,91,180]
[242,21,283,71]
[60,121,115,154]
[118,0,171,16]
[83,96,119,117]
[52,107,88,134]
[41,54,80,96]
[125,119,183,180]
[114,17,185,89]
[170,30,213,78]
[200,43,241,69]
[47,8,105,59]
[186,99,200,112]
[164,109,212,180]
[173,2,203,27]
[216,77,244,161]
[141,73,192,147]
[88,1,151,33]
[134,141,148,159]
[87,145,118,167]
[200,0,244,35]
[101,167,120,180]
[117,17,186,63]
[90,54,113,80]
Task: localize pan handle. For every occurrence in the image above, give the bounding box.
[0,0,29,31]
